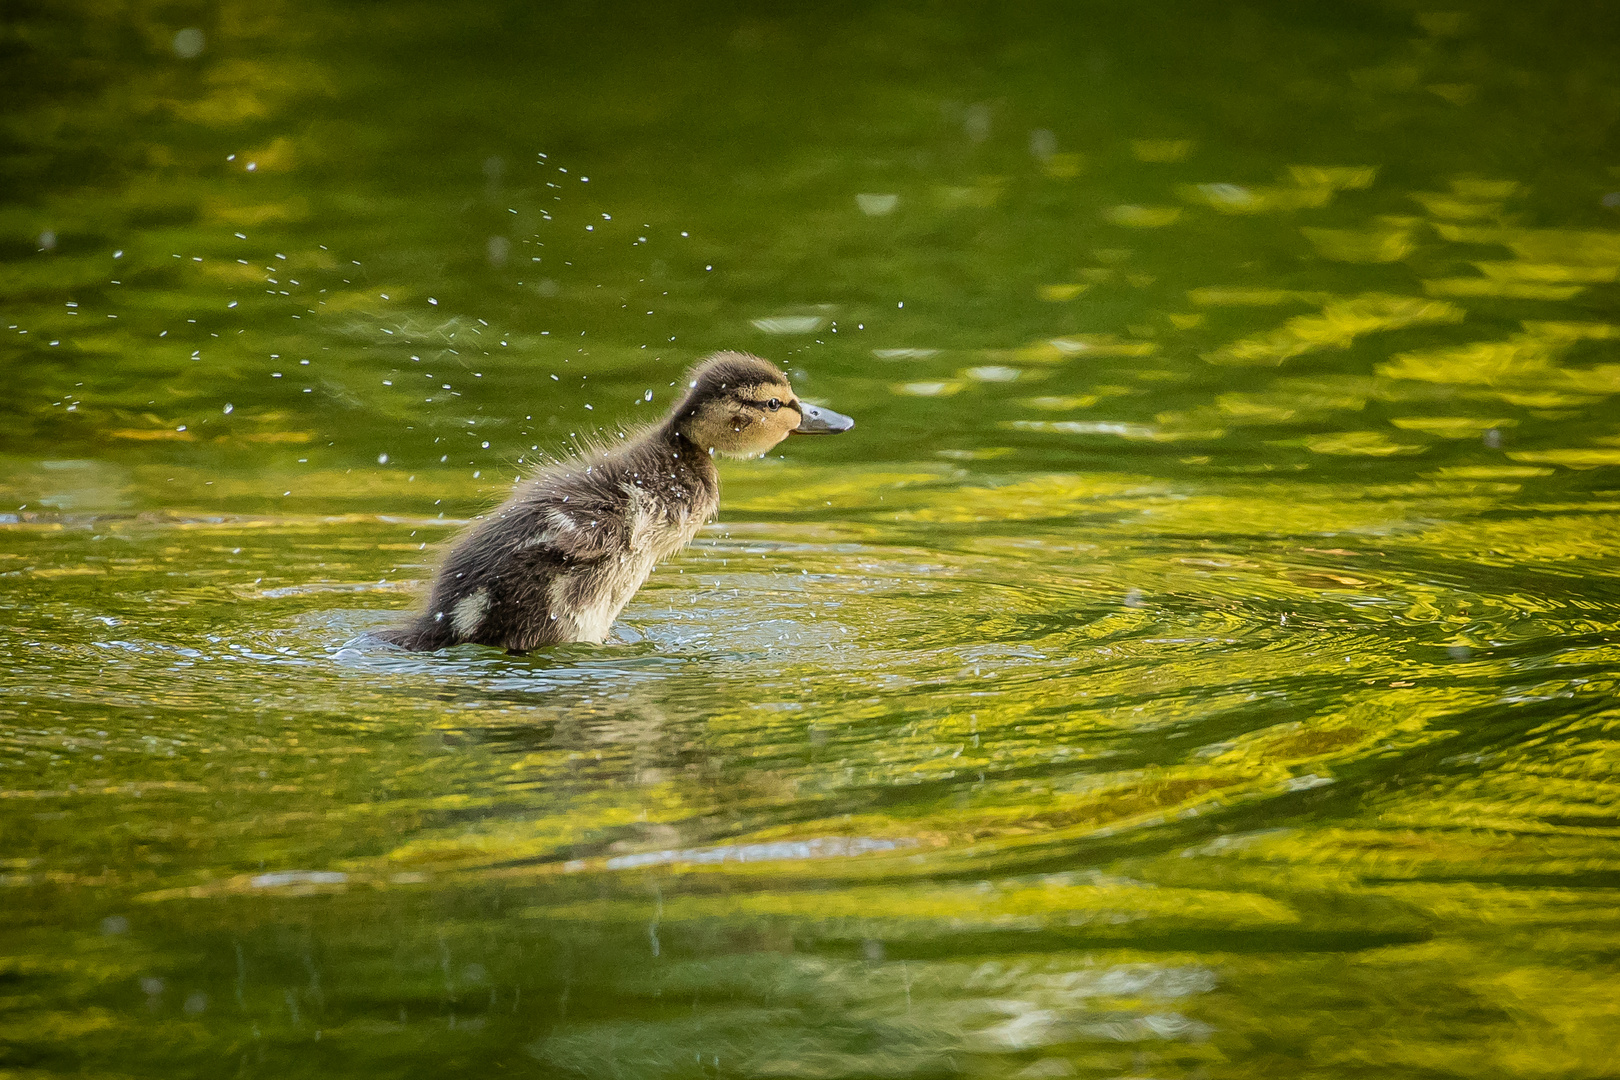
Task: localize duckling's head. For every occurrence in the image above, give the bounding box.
[672,351,853,457]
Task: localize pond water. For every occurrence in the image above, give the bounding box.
[4,2,1620,1076]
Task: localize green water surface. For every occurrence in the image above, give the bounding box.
[4,2,1620,1077]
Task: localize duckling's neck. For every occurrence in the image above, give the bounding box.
[655,417,705,460]
[645,419,720,492]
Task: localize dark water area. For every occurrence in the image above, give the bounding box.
[4,2,1620,1076]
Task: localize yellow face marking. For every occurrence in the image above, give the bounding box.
[686,379,802,456]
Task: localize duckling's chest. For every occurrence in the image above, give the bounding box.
[631,484,715,557]
[620,460,719,555]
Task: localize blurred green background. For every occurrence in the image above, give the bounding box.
[3,2,1620,1077]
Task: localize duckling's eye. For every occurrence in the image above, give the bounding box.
[767,398,781,411]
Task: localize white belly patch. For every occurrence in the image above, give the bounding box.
[451,588,490,637]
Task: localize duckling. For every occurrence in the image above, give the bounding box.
[378,351,853,652]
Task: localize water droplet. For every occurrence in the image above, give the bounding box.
[172,27,205,58]
[964,102,991,143]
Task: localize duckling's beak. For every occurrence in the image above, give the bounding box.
[794,402,854,434]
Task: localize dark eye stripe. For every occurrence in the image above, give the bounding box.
[741,397,802,414]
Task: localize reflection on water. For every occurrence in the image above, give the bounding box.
[4,1,1620,1076]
